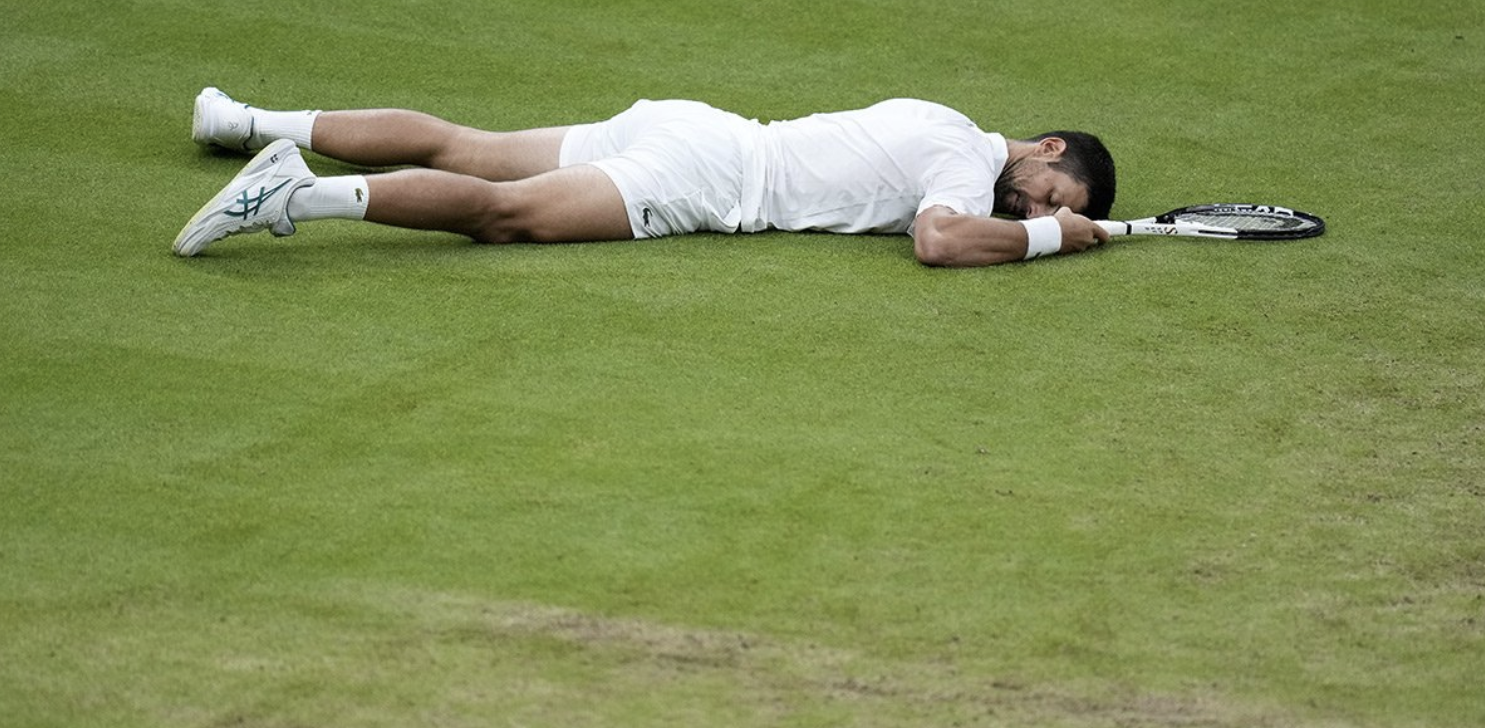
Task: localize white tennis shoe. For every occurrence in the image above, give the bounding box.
[173,139,315,257]
[191,86,261,151]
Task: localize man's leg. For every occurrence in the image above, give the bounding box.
[361,164,632,244]
[311,110,569,182]
[193,87,570,182]
[173,139,632,256]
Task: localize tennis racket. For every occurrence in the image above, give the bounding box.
[1096,204,1325,241]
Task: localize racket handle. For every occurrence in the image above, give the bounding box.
[1097,220,1131,237]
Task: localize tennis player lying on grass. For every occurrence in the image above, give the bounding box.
[174,88,1116,267]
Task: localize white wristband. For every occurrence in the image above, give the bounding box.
[1020,217,1063,259]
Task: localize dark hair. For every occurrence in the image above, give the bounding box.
[1031,131,1116,220]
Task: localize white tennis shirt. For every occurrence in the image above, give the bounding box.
[741,98,1009,234]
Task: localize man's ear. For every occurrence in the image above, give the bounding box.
[1035,136,1067,161]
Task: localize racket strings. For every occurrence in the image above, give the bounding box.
[1178,213,1313,231]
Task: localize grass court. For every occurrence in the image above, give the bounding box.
[2,1,1483,725]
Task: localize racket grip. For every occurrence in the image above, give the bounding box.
[1097,220,1131,237]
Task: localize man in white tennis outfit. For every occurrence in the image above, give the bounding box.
[175,89,1116,266]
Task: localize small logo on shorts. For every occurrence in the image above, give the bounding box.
[642,207,653,229]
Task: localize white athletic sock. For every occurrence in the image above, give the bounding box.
[253,108,321,149]
[287,175,370,224]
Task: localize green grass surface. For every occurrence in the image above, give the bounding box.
[3,1,1484,725]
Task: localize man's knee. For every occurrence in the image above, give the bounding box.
[476,170,634,244]
[473,184,540,244]
[473,183,586,244]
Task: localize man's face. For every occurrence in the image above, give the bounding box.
[995,159,1091,219]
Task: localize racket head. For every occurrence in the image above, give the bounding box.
[1154,204,1326,241]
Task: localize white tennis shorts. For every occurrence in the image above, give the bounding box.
[559,99,759,239]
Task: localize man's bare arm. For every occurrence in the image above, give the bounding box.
[912,205,1110,267]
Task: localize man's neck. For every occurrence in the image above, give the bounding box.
[1004,139,1037,165]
